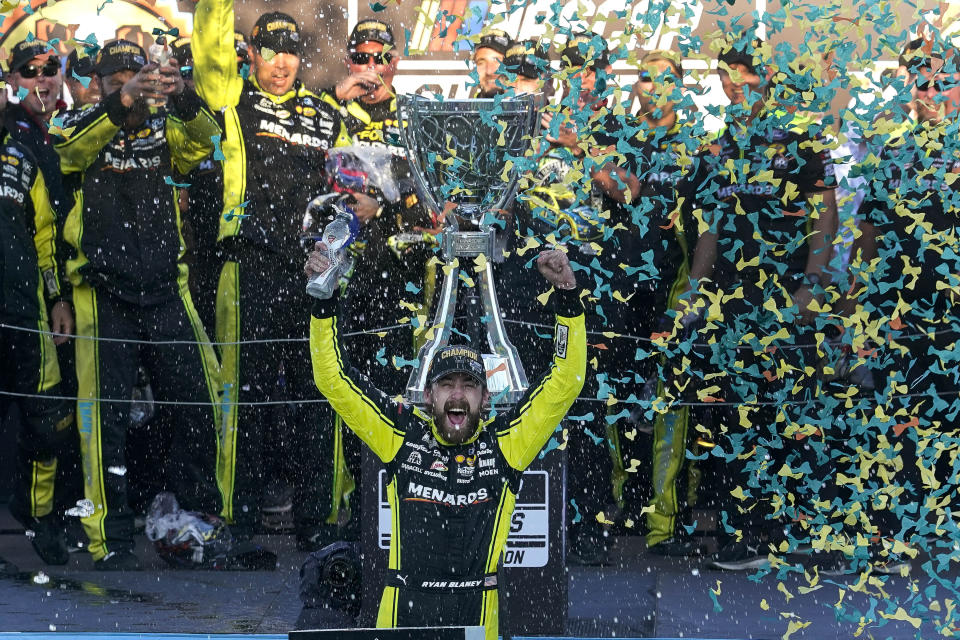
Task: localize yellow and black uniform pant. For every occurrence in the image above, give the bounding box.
[216,256,340,539]
[1,318,73,528]
[73,282,222,561]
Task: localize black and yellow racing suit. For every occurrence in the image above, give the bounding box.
[193,0,353,540]
[309,287,586,640]
[0,135,74,532]
[55,88,223,561]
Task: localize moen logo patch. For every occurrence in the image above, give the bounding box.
[555,323,568,359]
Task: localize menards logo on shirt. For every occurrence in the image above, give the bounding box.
[406,482,488,506]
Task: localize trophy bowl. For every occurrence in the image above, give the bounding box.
[396,94,540,406]
[397,94,540,230]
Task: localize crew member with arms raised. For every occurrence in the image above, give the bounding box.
[305,245,586,639]
[192,0,369,549]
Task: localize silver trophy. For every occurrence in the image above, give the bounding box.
[398,94,540,405]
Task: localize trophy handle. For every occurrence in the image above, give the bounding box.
[478,260,529,404]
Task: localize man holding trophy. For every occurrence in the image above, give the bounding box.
[304,85,586,637]
[305,243,585,637]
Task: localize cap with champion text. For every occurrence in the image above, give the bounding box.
[504,39,550,79]
[560,32,609,69]
[67,48,97,77]
[476,29,512,56]
[348,19,395,50]
[640,49,683,76]
[717,37,766,76]
[428,345,486,387]
[95,40,147,76]
[9,39,54,73]
[251,11,303,55]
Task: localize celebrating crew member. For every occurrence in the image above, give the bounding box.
[611,50,702,557]
[192,0,374,550]
[472,28,512,98]
[319,18,435,539]
[1,77,75,566]
[54,39,224,570]
[682,35,838,571]
[305,246,586,640]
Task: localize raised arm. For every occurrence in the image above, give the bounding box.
[498,250,587,471]
[306,244,406,463]
[193,0,244,111]
[54,95,122,174]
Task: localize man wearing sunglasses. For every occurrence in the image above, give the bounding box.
[0,65,75,569]
[193,0,371,552]
[4,41,74,224]
[318,19,437,542]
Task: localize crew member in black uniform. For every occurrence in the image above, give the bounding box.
[606,50,702,556]
[5,39,84,562]
[682,36,838,571]
[171,34,250,336]
[192,0,372,550]
[1,79,74,567]
[306,244,586,640]
[65,48,102,108]
[848,49,960,574]
[55,40,224,570]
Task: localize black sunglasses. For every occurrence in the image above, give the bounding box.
[917,77,959,93]
[19,60,60,79]
[349,51,392,66]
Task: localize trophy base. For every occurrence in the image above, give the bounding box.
[443,229,496,259]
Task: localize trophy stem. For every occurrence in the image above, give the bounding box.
[404,253,529,406]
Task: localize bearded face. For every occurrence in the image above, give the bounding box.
[426,372,488,445]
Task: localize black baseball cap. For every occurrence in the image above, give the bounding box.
[250,11,303,55]
[717,37,765,75]
[428,345,486,387]
[170,39,193,67]
[504,39,550,79]
[476,29,512,56]
[95,40,146,76]
[348,19,395,50]
[67,48,97,77]
[560,32,609,69]
[9,39,54,73]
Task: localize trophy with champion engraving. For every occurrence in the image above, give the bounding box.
[397,94,540,405]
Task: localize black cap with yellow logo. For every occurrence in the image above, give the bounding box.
[477,29,512,56]
[504,39,550,79]
[251,11,303,56]
[348,19,395,50]
[428,345,486,387]
[9,39,54,73]
[95,40,147,76]
[560,32,609,70]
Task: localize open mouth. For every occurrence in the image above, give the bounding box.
[446,407,467,428]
